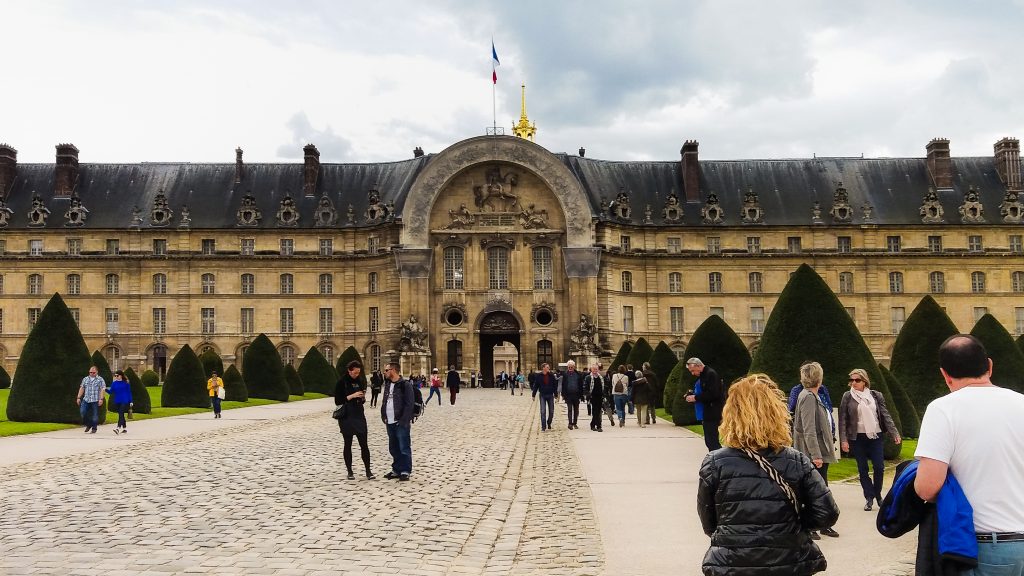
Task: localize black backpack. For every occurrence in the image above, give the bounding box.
[412,383,425,421]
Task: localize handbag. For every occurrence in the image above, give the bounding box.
[740,448,801,518]
[332,404,347,420]
[217,387,226,400]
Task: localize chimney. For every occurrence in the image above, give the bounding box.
[303,144,320,196]
[0,144,16,197]
[413,146,424,158]
[578,147,586,158]
[994,137,1021,192]
[55,143,80,197]
[681,140,700,202]
[234,147,245,184]
[925,138,953,189]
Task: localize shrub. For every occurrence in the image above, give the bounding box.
[1017,334,1024,356]
[6,294,96,423]
[335,346,368,394]
[90,351,113,390]
[879,364,919,438]
[869,367,904,460]
[671,315,752,425]
[0,365,10,389]
[243,334,289,401]
[161,344,210,408]
[666,361,690,426]
[970,314,1024,393]
[890,296,959,415]
[647,341,678,410]
[624,337,654,371]
[141,369,160,387]
[285,364,305,396]
[750,264,883,405]
[123,367,151,414]
[609,341,632,373]
[198,349,225,379]
[298,346,336,395]
[223,364,248,402]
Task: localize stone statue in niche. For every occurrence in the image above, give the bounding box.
[599,195,611,217]
[919,187,945,223]
[276,195,300,226]
[179,205,192,227]
[740,186,764,224]
[702,193,724,224]
[150,190,173,226]
[444,203,475,229]
[27,194,50,227]
[811,201,823,224]
[346,204,355,224]
[236,193,262,227]
[662,192,682,222]
[365,189,388,222]
[314,193,338,227]
[399,314,428,352]
[518,203,548,229]
[64,194,89,226]
[643,204,653,224]
[473,166,519,211]
[861,203,875,223]
[0,198,13,227]
[570,313,600,356]
[999,190,1023,224]
[958,185,986,223]
[611,189,631,220]
[829,182,852,223]
[130,206,144,228]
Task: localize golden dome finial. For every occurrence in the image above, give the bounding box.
[512,84,536,142]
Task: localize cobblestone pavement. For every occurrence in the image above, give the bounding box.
[0,390,602,576]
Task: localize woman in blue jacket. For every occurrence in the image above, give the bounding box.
[107,370,133,435]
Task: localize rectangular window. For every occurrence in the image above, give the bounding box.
[533,246,553,290]
[620,235,631,252]
[706,236,721,254]
[241,274,255,295]
[444,247,465,290]
[447,340,463,371]
[368,237,379,255]
[886,236,902,253]
[279,308,293,334]
[240,308,254,334]
[69,308,80,326]
[28,308,40,329]
[670,307,684,333]
[280,239,294,256]
[845,306,856,320]
[667,237,681,254]
[201,239,215,255]
[928,235,943,253]
[67,274,81,295]
[240,238,255,256]
[891,307,905,334]
[319,274,333,294]
[106,308,120,334]
[152,239,167,255]
[29,239,43,256]
[537,340,553,368]
[787,236,802,254]
[1016,308,1024,335]
[750,307,765,334]
[710,307,724,320]
[153,308,166,335]
[837,236,852,253]
[622,306,634,333]
[319,238,333,256]
[1011,235,1023,254]
[67,238,82,256]
[974,307,989,323]
[369,307,379,332]
[488,248,509,290]
[0,240,5,255]
[201,308,215,334]
[968,235,983,252]
[746,236,761,254]
[368,272,378,294]
[0,309,3,333]
[319,308,333,334]
[839,272,854,294]
[106,239,121,255]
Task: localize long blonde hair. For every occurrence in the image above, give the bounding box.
[719,374,792,452]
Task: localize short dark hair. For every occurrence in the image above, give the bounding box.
[346,360,363,371]
[939,334,989,379]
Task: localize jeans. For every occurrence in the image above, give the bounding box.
[385,422,412,475]
[565,398,580,426]
[539,394,555,429]
[969,539,1024,575]
[80,401,99,430]
[703,419,722,451]
[426,387,442,405]
[613,395,628,423]
[851,433,884,501]
[212,396,222,415]
[114,402,129,428]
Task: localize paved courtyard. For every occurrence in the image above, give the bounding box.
[0,388,914,575]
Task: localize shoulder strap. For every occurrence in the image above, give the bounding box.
[739,448,800,518]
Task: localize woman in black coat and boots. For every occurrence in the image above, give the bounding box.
[334,360,375,480]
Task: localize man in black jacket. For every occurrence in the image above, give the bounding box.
[380,361,414,480]
[445,365,460,405]
[684,358,724,451]
[561,360,586,430]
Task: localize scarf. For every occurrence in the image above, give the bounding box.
[851,387,882,439]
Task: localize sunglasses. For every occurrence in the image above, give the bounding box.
[848,377,864,383]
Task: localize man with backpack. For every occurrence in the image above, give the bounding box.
[380,361,415,481]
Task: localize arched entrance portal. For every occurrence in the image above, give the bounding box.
[479,311,520,388]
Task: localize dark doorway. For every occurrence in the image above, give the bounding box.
[151,345,168,381]
[478,311,520,387]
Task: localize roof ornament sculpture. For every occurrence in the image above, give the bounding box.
[811,201,824,224]
[662,191,683,222]
[920,187,945,223]
[599,195,610,218]
[740,186,764,224]
[702,192,724,224]
[346,204,355,225]
[610,188,631,221]
[958,185,986,224]
[829,182,852,223]
[178,205,191,228]
[313,193,338,227]
[643,204,653,224]
[276,194,300,227]
[236,193,262,227]
[0,197,14,228]
[150,189,174,227]
[63,194,89,227]
[999,190,1023,224]
[365,189,388,222]
[130,206,144,228]
[26,193,50,227]
[861,203,875,224]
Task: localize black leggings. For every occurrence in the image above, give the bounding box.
[343,430,371,473]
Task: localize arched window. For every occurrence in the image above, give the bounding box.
[201,273,215,295]
[241,273,254,295]
[668,272,682,294]
[889,272,904,294]
[1013,271,1024,293]
[929,271,945,294]
[280,345,296,367]
[488,247,509,290]
[319,344,334,365]
[444,246,464,290]
[748,272,763,294]
[106,273,119,295]
[280,273,294,295]
[708,272,723,293]
[153,273,167,294]
[838,272,853,294]
[67,274,81,295]
[368,272,379,294]
[27,274,43,295]
[971,271,986,293]
[533,246,553,289]
[319,273,333,295]
[537,339,553,368]
[621,271,633,292]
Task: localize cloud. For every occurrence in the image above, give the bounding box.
[276,112,354,161]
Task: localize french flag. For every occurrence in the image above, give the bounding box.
[492,41,500,84]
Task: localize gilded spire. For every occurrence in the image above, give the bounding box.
[512,84,537,141]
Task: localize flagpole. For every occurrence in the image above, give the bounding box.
[492,82,496,133]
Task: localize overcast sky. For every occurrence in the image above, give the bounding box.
[4,1,1023,164]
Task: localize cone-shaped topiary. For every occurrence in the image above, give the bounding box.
[890,295,959,415]
[223,364,247,402]
[0,364,10,389]
[243,334,289,401]
[671,315,752,425]
[1017,334,1024,356]
[7,294,95,423]
[285,364,305,396]
[970,314,1024,393]
[666,361,690,426]
[867,367,904,460]
[198,349,225,379]
[335,346,368,394]
[880,364,919,438]
[647,342,678,410]
[298,346,336,395]
[123,367,151,414]
[90,351,113,390]
[161,344,211,408]
[609,341,632,373]
[624,337,654,370]
[750,263,883,404]
[141,369,160,387]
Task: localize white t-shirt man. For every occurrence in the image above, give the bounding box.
[916,386,1024,532]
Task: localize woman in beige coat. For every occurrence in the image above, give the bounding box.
[792,361,839,539]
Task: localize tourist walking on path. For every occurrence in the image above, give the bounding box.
[531,363,557,431]
[631,370,650,428]
[335,360,375,480]
[792,361,839,539]
[106,370,133,434]
[837,368,900,511]
[516,371,525,396]
[626,364,636,415]
[698,374,839,576]
[586,363,604,432]
[427,368,443,406]
[381,362,414,480]
[685,358,724,451]
[610,366,630,427]
[562,360,585,429]
[76,366,105,433]
[446,365,460,405]
[207,371,224,419]
[369,370,383,407]
[642,362,659,425]
[915,335,1024,572]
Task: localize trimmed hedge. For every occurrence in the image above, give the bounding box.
[285,364,305,396]
[141,369,160,387]
[335,346,368,394]
[1017,333,1024,356]
[869,367,904,460]
[123,367,152,414]
[161,344,211,408]
[647,341,678,410]
[671,315,752,425]
[970,314,1024,393]
[624,337,654,371]
[609,341,633,373]
[223,364,248,402]
[90,351,113,390]
[890,296,959,415]
[0,364,10,389]
[665,361,688,426]
[298,346,336,395]
[7,294,96,423]
[880,364,919,438]
[199,349,225,379]
[243,334,289,401]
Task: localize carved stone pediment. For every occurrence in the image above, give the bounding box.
[702,193,724,224]
[740,187,764,224]
[959,185,986,223]
[0,198,13,227]
[236,193,262,227]
[27,193,50,227]
[63,194,89,226]
[433,234,471,248]
[480,311,519,333]
[829,182,852,223]
[920,187,945,223]
[662,192,683,222]
[479,235,515,250]
[314,194,338,227]
[522,233,556,246]
[1000,190,1023,223]
[276,195,300,227]
[150,190,173,226]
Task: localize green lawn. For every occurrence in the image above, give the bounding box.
[0,387,327,437]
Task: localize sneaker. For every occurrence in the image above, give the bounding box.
[398,473,410,481]
[366,472,377,480]
[384,471,399,480]
[113,428,120,435]
[864,499,873,511]
[821,527,839,538]
[84,427,91,433]
[90,428,97,433]
[809,531,821,540]
[121,429,127,434]
[347,471,355,480]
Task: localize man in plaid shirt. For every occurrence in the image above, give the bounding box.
[76,366,105,433]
